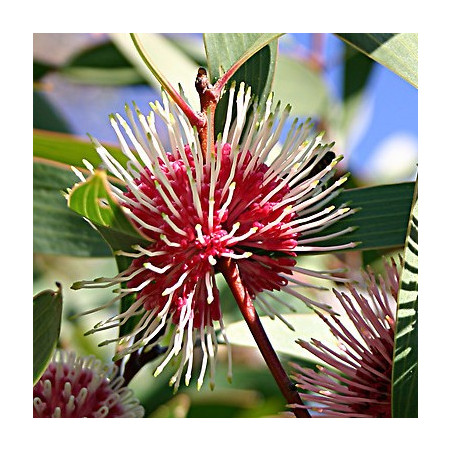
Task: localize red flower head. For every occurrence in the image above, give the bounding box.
[290,258,400,417]
[72,83,356,390]
[33,350,144,418]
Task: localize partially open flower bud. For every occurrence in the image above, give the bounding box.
[33,350,144,418]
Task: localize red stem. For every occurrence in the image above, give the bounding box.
[212,59,243,95]
[129,34,205,131]
[195,68,218,158]
[217,257,310,418]
[172,91,206,131]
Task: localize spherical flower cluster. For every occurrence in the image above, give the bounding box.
[33,349,144,418]
[290,258,400,417]
[72,82,356,390]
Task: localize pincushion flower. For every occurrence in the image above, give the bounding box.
[290,258,400,417]
[33,349,144,418]
[71,81,356,391]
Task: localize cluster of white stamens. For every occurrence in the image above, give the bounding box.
[70,82,356,391]
[33,350,144,417]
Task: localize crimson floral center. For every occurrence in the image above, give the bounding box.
[72,83,355,390]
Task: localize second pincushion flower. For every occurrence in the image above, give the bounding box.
[71,82,356,390]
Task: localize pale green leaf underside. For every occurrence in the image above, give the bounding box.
[272,54,330,118]
[67,170,147,252]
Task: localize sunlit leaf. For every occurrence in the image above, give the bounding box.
[67,170,146,249]
[33,284,63,384]
[33,129,126,171]
[110,33,201,108]
[392,183,418,417]
[61,67,146,85]
[336,33,418,88]
[166,34,207,67]
[272,54,330,118]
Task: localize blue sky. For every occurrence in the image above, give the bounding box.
[284,33,418,182]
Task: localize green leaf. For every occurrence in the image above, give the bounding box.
[225,313,352,361]
[392,183,418,417]
[67,169,150,339]
[110,33,201,108]
[272,54,330,118]
[336,33,418,88]
[60,41,147,85]
[341,46,374,133]
[67,40,139,69]
[203,33,282,135]
[33,60,56,81]
[33,161,111,257]
[67,170,147,251]
[166,34,207,67]
[33,129,126,170]
[313,182,415,252]
[33,92,72,134]
[204,33,284,84]
[33,284,63,384]
[61,67,146,86]
[33,129,131,256]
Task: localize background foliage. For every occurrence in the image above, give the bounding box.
[33,33,418,418]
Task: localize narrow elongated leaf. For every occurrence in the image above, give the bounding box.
[341,46,374,133]
[33,129,126,170]
[67,40,140,69]
[33,161,111,257]
[110,33,200,109]
[61,67,146,86]
[33,284,63,384]
[61,40,147,85]
[203,33,282,136]
[313,182,415,251]
[336,33,418,88]
[392,185,418,417]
